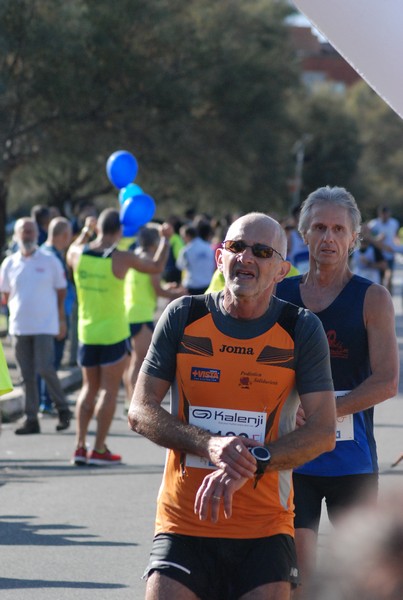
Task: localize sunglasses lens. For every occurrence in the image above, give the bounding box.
[226,241,246,253]
[253,245,273,259]
[223,240,276,258]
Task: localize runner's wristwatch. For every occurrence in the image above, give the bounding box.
[249,446,271,487]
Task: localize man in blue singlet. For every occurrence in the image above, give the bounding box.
[276,186,399,598]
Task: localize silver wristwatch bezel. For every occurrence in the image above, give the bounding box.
[249,445,271,464]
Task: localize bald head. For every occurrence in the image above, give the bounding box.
[225,212,287,260]
[47,217,72,251]
[218,212,290,319]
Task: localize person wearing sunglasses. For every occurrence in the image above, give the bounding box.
[276,186,399,599]
[128,211,336,600]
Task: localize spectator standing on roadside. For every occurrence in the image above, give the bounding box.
[350,222,387,284]
[39,217,75,414]
[0,217,72,434]
[67,208,170,466]
[285,206,310,274]
[176,223,216,295]
[369,205,400,293]
[276,186,399,598]
[128,212,336,600]
[31,204,51,245]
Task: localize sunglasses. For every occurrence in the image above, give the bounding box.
[222,240,284,260]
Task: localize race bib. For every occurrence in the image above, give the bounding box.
[335,390,354,441]
[186,405,266,469]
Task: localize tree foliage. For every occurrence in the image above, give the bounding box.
[3,0,402,252]
[346,81,403,219]
[288,89,361,205]
[0,0,301,250]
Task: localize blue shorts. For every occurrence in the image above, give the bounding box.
[129,322,154,338]
[77,339,131,367]
[143,533,298,600]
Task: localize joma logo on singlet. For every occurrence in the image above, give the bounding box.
[219,344,254,355]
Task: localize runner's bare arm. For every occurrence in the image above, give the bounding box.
[116,224,171,277]
[128,371,258,479]
[195,388,336,522]
[264,389,336,472]
[336,284,399,417]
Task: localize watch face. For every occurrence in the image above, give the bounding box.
[252,446,271,462]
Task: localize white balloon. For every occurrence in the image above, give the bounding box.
[293,0,403,118]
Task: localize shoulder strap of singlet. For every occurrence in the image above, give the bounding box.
[185,294,211,327]
[83,242,118,259]
[276,301,301,340]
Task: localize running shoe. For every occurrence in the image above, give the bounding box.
[72,446,88,466]
[87,447,122,466]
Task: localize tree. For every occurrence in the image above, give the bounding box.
[346,81,403,219]
[288,89,361,204]
[1,0,301,251]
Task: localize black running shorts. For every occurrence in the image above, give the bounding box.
[293,472,379,531]
[143,532,298,600]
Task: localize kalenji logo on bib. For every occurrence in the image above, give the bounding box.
[191,367,221,382]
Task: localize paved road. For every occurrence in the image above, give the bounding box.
[1,281,403,599]
[0,389,166,600]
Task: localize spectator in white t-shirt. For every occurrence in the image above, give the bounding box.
[0,217,72,434]
[176,223,216,295]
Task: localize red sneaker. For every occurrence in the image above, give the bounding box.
[87,447,122,466]
[72,446,88,466]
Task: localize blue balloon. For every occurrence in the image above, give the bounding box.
[118,183,144,205]
[106,150,138,189]
[120,194,156,230]
[122,224,139,237]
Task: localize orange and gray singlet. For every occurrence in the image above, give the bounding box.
[142,292,333,539]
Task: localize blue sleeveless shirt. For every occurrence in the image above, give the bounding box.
[276,274,377,476]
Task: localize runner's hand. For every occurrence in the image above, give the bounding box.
[207,436,259,480]
[295,404,306,428]
[194,469,248,522]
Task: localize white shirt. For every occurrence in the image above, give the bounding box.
[176,237,216,289]
[0,248,66,335]
[368,217,399,260]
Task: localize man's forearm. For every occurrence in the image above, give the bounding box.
[337,375,398,417]
[152,237,170,270]
[129,400,212,458]
[266,420,335,472]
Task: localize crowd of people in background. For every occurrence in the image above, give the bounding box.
[1,200,402,433]
[0,193,402,598]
